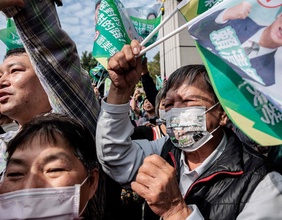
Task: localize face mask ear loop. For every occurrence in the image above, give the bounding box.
[79,201,89,219]
[202,102,220,115]
[210,125,220,135]
[81,175,89,187]
[77,175,90,218]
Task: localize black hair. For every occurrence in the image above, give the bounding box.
[4,48,26,60]
[163,64,218,103]
[147,12,157,20]
[6,113,104,219]
[95,0,101,10]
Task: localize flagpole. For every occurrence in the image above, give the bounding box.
[140,8,178,46]
[137,19,192,57]
[140,0,191,47]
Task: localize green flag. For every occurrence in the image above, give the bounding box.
[188,0,282,146]
[127,3,162,46]
[89,63,109,89]
[93,0,136,68]
[93,0,162,68]
[179,0,224,21]
[0,18,23,51]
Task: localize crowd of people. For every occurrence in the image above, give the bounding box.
[0,1,282,220]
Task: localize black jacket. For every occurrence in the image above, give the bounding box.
[145,128,278,220]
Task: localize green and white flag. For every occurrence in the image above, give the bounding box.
[127,3,162,46]
[93,0,140,68]
[93,0,162,68]
[188,0,282,146]
[179,0,224,21]
[0,18,23,51]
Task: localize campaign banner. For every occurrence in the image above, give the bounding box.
[179,0,224,21]
[0,18,23,50]
[127,3,162,46]
[92,0,138,68]
[188,0,282,146]
[92,0,162,68]
[90,63,109,89]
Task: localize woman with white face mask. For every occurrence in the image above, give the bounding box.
[0,113,103,220]
[96,40,282,220]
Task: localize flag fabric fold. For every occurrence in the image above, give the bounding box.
[92,0,162,68]
[179,0,224,21]
[187,0,282,145]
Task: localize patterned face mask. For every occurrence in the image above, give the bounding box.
[166,103,219,152]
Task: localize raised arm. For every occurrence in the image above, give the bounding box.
[3,0,99,135]
[222,1,251,22]
[96,41,167,185]
[0,0,24,10]
[107,40,143,104]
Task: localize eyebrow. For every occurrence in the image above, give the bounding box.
[7,62,26,69]
[189,95,214,104]
[7,152,74,168]
[41,152,73,165]
[166,94,214,104]
[7,158,28,168]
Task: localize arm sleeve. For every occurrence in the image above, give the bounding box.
[96,99,168,186]
[141,73,158,107]
[3,0,99,135]
[236,171,282,219]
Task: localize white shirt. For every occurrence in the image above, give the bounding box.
[96,100,282,219]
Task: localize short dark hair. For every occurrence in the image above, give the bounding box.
[4,48,26,60]
[7,113,98,171]
[6,113,104,219]
[163,64,218,103]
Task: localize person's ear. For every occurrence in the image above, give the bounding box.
[219,112,228,126]
[87,168,99,200]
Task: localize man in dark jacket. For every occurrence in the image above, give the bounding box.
[96,40,282,219]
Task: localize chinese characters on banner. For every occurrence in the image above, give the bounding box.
[188,0,282,145]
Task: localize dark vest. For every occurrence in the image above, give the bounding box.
[144,128,277,220]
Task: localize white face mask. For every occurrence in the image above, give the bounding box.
[0,177,88,220]
[166,103,219,152]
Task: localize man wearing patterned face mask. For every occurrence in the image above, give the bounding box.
[96,40,282,220]
[166,103,220,152]
[0,114,103,220]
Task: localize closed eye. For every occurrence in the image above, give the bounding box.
[46,168,67,178]
[10,68,23,74]
[47,168,65,172]
[6,172,24,181]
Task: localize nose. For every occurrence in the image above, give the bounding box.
[23,173,47,189]
[0,74,10,89]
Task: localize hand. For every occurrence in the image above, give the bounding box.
[133,88,141,100]
[223,2,252,21]
[131,155,191,220]
[0,0,24,10]
[107,40,143,104]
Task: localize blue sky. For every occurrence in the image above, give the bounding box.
[0,0,159,61]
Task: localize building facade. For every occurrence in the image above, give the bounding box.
[159,0,202,78]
